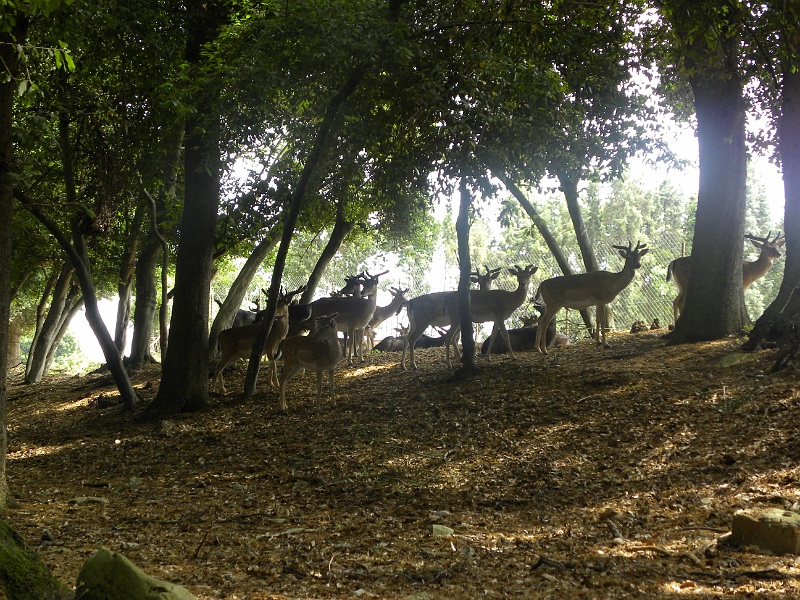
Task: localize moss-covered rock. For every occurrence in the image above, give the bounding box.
[0,519,73,600]
[75,548,196,600]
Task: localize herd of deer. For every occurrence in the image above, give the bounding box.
[212,232,785,410]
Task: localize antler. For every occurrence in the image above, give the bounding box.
[745,231,785,247]
[611,240,647,254]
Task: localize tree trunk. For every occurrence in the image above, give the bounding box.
[129,237,161,368]
[147,3,229,416]
[25,263,75,384]
[670,59,747,341]
[114,200,146,355]
[0,14,29,512]
[208,221,280,360]
[7,316,22,368]
[25,266,60,379]
[455,176,477,375]
[150,115,220,414]
[745,70,800,348]
[243,67,365,399]
[497,171,594,334]
[42,295,83,376]
[299,201,354,304]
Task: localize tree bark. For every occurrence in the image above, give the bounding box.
[496,171,594,334]
[208,219,280,360]
[455,176,477,375]
[298,200,354,304]
[25,262,75,383]
[669,14,747,343]
[0,14,29,512]
[745,70,800,348]
[148,3,228,416]
[114,200,146,355]
[25,267,60,379]
[243,67,365,399]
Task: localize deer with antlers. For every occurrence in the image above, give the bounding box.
[666,231,785,325]
[309,270,389,365]
[535,241,649,354]
[279,313,342,411]
[442,264,538,366]
[212,285,306,394]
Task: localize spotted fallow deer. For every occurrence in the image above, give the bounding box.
[279,313,342,411]
[443,264,538,366]
[666,231,785,324]
[309,270,389,365]
[212,285,306,394]
[535,241,649,354]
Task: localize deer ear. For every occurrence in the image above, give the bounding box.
[639,248,649,256]
[618,249,627,258]
[749,239,761,248]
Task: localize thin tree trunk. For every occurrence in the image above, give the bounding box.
[42,295,84,375]
[496,171,594,334]
[25,265,65,380]
[455,176,477,375]
[208,217,280,359]
[299,200,354,304]
[243,67,365,399]
[115,200,146,355]
[25,263,74,383]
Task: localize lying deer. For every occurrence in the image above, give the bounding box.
[535,241,649,353]
[213,285,306,394]
[279,313,342,411]
[666,231,785,324]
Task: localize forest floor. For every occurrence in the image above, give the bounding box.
[6,328,800,599]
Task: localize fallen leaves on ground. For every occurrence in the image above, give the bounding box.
[7,330,800,599]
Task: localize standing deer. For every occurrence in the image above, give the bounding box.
[443,264,538,366]
[212,285,306,394]
[310,270,388,365]
[400,266,504,371]
[666,231,785,324]
[279,313,342,411]
[535,241,649,354]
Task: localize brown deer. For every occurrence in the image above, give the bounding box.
[213,285,306,394]
[279,313,342,411]
[535,241,649,353]
[666,231,785,324]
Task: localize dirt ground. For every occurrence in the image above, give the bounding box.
[6,329,800,599]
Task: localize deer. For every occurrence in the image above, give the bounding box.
[309,270,389,365]
[442,264,538,366]
[481,298,555,354]
[212,285,306,394]
[535,241,649,354]
[279,313,342,411]
[666,231,785,325]
[368,286,409,331]
[399,266,504,371]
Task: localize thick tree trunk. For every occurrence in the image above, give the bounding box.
[455,177,477,374]
[26,263,75,384]
[745,70,800,348]
[7,316,22,368]
[670,73,747,342]
[0,15,28,512]
[208,222,280,359]
[150,116,220,414]
[299,201,354,304]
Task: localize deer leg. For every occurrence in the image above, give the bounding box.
[536,309,557,354]
[279,361,304,411]
[445,325,461,368]
[499,324,516,360]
